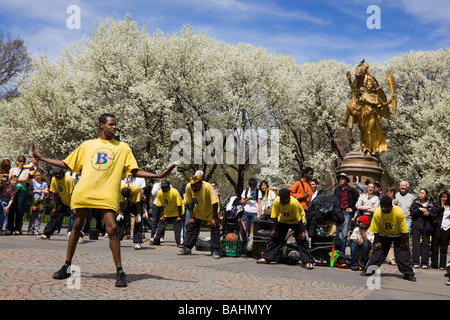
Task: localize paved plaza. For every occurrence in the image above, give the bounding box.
[1,224,449,303]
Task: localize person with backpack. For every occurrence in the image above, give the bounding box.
[289,167,314,211]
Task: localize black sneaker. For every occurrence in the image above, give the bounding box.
[403,275,417,282]
[177,247,191,255]
[115,271,127,287]
[53,264,71,279]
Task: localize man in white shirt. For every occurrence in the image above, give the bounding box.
[310,179,319,202]
[241,178,262,237]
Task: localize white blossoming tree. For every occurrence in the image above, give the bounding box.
[381,49,450,196]
[0,15,448,198]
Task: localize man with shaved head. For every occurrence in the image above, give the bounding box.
[395,181,415,232]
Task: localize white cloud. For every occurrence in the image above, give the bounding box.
[198,0,331,24]
[397,0,450,25]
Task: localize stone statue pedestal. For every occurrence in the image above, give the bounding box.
[338,151,392,190]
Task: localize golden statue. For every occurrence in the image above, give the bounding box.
[341,61,397,156]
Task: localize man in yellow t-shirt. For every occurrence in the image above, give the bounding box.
[177,175,220,258]
[39,167,76,239]
[117,183,145,248]
[151,180,184,246]
[31,113,175,288]
[362,196,416,281]
[256,188,314,269]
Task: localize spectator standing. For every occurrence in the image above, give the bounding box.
[27,169,49,235]
[310,179,319,202]
[0,159,12,233]
[333,173,359,256]
[210,181,221,203]
[241,178,262,237]
[373,181,382,199]
[150,178,165,241]
[0,175,17,234]
[260,180,276,219]
[431,191,450,270]
[290,167,314,211]
[24,156,45,185]
[395,181,415,232]
[0,159,12,181]
[355,176,371,194]
[6,155,30,235]
[410,188,435,269]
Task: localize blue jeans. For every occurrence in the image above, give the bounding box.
[0,195,10,231]
[244,211,258,237]
[338,211,350,255]
[350,241,372,267]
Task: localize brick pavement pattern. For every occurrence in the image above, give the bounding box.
[1,231,449,300]
[0,246,374,300]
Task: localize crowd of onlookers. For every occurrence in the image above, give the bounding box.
[1,156,449,284]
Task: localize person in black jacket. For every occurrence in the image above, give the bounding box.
[333,173,360,256]
[431,191,450,270]
[410,188,436,269]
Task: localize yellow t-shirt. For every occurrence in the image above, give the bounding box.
[156,187,184,217]
[63,138,139,212]
[184,181,219,221]
[50,175,76,207]
[120,184,142,204]
[370,205,409,236]
[271,196,305,224]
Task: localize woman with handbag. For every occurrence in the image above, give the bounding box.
[259,180,276,220]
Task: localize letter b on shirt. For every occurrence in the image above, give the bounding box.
[96,152,109,165]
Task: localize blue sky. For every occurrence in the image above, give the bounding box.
[0,0,448,65]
